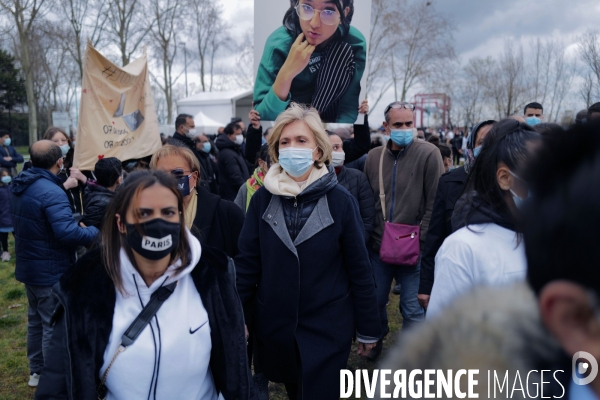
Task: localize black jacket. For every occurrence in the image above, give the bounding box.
[81,183,115,229]
[169,132,218,194]
[343,114,371,163]
[244,124,263,166]
[235,170,381,399]
[191,186,245,258]
[215,134,251,201]
[419,167,467,295]
[35,247,255,400]
[336,166,375,242]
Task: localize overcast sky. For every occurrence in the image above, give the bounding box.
[217,0,600,125]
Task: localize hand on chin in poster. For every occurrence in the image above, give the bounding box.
[253,0,371,124]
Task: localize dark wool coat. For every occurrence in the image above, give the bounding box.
[235,172,381,400]
[336,166,375,242]
[419,166,468,295]
[191,185,245,258]
[35,246,255,400]
[215,134,251,201]
[10,168,98,287]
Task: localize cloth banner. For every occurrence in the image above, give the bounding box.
[74,41,161,170]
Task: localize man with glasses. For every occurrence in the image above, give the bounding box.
[363,101,445,361]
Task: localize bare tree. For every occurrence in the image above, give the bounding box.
[148,0,181,124]
[0,0,52,143]
[390,0,456,102]
[105,0,152,66]
[487,41,527,118]
[59,0,107,79]
[577,30,600,108]
[191,0,230,92]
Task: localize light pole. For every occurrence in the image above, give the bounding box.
[180,42,188,97]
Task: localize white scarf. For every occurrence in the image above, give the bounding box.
[263,163,329,197]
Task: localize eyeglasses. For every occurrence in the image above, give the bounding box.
[295,3,340,26]
[384,102,415,115]
[170,169,192,178]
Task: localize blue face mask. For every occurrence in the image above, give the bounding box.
[508,170,529,209]
[202,142,211,153]
[473,146,482,158]
[176,174,191,197]
[278,147,316,178]
[390,129,413,147]
[60,144,70,156]
[3,138,11,146]
[525,116,541,126]
[1,176,11,184]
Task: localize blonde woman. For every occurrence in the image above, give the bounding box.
[235,103,381,400]
[149,145,244,258]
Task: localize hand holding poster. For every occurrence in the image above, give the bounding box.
[253,0,371,124]
[74,41,161,171]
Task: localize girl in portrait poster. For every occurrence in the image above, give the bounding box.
[253,0,366,123]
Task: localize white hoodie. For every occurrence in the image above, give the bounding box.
[99,230,217,400]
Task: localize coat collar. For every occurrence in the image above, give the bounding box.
[192,185,220,240]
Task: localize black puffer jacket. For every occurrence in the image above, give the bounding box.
[281,168,339,242]
[336,166,374,242]
[81,183,115,229]
[215,134,252,201]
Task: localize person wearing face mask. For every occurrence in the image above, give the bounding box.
[417,120,496,310]
[23,127,88,217]
[81,157,123,229]
[327,131,374,243]
[234,144,271,216]
[169,114,219,194]
[0,130,24,176]
[150,145,244,258]
[362,101,444,361]
[0,168,14,262]
[9,140,98,388]
[427,119,541,317]
[35,170,254,400]
[215,122,252,201]
[524,101,544,126]
[235,103,381,400]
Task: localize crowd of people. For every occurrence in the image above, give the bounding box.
[1,96,600,400]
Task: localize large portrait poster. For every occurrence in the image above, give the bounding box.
[74,41,161,171]
[253,0,372,124]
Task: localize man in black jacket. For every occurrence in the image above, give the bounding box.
[81,157,122,229]
[169,114,218,194]
[215,122,252,201]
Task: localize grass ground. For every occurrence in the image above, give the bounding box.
[0,239,404,400]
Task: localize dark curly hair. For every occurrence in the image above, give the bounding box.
[283,0,354,39]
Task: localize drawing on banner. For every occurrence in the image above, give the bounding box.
[74,40,161,171]
[253,0,371,124]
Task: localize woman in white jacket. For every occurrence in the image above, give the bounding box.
[428,119,541,317]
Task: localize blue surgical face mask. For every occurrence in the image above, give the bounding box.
[202,142,211,153]
[60,144,70,156]
[3,138,11,146]
[508,170,529,209]
[473,146,482,158]
[1,176,11,184]
[525,116,541,126]
[278,147,316,178]
[390,129,413,147]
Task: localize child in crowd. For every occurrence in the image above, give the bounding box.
[0,167,13,261]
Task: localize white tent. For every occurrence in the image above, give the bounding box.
[193,110,226,134]
[176,89,253,130]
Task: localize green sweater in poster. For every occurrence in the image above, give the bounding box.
[253,25,366,123]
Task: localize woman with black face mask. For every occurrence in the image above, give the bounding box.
[35,170,253,400]
[149,145,245,258]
